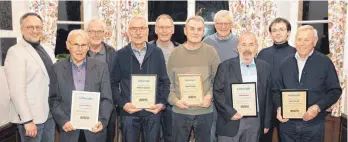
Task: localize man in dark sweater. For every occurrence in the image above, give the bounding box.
[149,14,179,142]
[110,16,170,142]
[273,25,342,142]
[86,19,116,142]
[257,17,296,142]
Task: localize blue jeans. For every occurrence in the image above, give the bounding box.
[279,120,325,142]
[17,118,55,142]
[172,112,213,142]
[121,113,162,142]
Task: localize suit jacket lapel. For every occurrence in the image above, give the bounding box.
[255,59,262,96]
[84,58,96,91]
[63,59,75,91]
[231,57,243,82]
[21,40,49,77]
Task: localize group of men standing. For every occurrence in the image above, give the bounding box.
[4,10,341,142]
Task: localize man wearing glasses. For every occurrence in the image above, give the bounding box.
[5,12,56,142]
[203,10,239,62]
[86,19,116,142]
[257,18,296,142]
[49,29,113,141]
[110,16,170,142]
[203,10,239,142]
[149,14,179,142]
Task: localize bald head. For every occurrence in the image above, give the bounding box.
[238,32,257,45]
[237,32,258,64]
[66,30,89,65]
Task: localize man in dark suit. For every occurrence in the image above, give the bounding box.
[49,29,113,142]
[213,32,272,142]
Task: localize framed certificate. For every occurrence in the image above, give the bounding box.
[131,74,157,109]
[177,74,204,106]
[231,82,257,117]
[281,89,308,119]
[70,91,100,130]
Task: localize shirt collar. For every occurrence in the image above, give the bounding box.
[89,44,106,55]
[239,57,256,67]
[295,49,314,62]
[70,57,87,67]
[131,43,147,52]
[215,33,232,41]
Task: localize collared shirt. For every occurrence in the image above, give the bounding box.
[240,58,259,112]
[156,41,174,65]
[295,49,314,82]
[131,43,147,65]
[88,45,106,63]
[215,32,232,41]
[70,58,87,91]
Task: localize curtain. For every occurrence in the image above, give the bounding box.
[117,0,147,49]
[328,0,347,117]
[29,0,58,51]
[229,0,277,51]
[97,0,118,49]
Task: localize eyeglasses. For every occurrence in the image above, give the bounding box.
[129,27,148,32]
[69,41,88,50]
[271,28,287,33]
[88,30,105,35]
[156,26,172,31]
[216,22,232,27]
[23,26,43,32]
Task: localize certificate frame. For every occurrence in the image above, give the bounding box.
[70,91,100,130]
[131,74,157,109]
[280,89,308,119]
[177,74,204,106]
[231,82,258,117]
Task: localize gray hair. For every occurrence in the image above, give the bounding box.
[67,29,89,42]
[20,12,43,26]
[297,25,318,39]
[214,10,232,22]
[128,15,148,27]
[185,15,205,25]
[86,19,106,31]
[155,14,174,25]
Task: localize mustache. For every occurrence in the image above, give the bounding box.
[243,50,252,55]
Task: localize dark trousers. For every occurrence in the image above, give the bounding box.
[172,112,213,142]
[121,113,162,142]
[279,120,325,142]
[161,105,172,142]
[106,108,117,142]
[259,111,281,142]
[60,129,107,142]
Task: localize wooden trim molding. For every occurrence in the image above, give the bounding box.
[0,123,20,142]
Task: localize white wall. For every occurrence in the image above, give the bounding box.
[0,0,29,41]
[276,1,299,47]
[0,67,10,126]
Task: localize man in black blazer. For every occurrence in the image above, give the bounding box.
[213,32,272,142]
[49,29,113,142]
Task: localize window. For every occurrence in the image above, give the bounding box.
[55,1,84,55]
[147,1,228,44]
[298,1,329,55]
